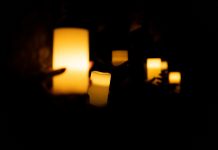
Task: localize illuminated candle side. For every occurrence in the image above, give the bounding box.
[52,28,89,94]
[169,72,181,84]
[146,58,162,81]
[88,71,111,107]
[161,61,168,71]
[112,50,128,66]
[169,72,181,93]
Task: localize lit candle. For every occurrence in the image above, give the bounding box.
[146,58,162,81]
[169,72,181,84]
[169,72,181,93]
[88,71,111,107]
[161,61,168,71]
[52,28,89,94]
[112,50,128,66]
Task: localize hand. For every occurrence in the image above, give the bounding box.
[146,70,168,86]
[41,61,94,112]
[40,61,94,92]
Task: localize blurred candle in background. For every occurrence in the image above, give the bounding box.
[52,28,89,94]
[112,50,128,66]
[169,72,181,84]
[169,72,181,93]
[161,61,168,71]
[146,58,162,80]
[88,71,111,107]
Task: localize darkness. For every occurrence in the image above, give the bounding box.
[0,0,217,149]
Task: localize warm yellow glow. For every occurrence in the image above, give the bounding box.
[161,61,168,70]
[112,50,128,66]
[146,58,162,80]
[52,28,89,94]
[88,71,111,107]
[169,72,181,84]
[90,71,111,87]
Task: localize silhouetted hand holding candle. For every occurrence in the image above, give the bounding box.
[143,70,169,96]
[37,68,66,81]
[146,70,168,85]
[12,61,94,115]
[40,62,94,111]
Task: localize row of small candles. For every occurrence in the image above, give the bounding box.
[52,28,181,107]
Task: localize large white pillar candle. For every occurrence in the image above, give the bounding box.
[52,28,89,94]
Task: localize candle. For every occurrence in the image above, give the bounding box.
[88,71,111,107]
[112,50,128,66]
[169,72,181,84]
[161,61,168,71]
[146,58,162,81]
[52,28,89,94]
[169,72,181,93]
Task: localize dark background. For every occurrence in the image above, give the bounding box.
[0,0,217,149]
